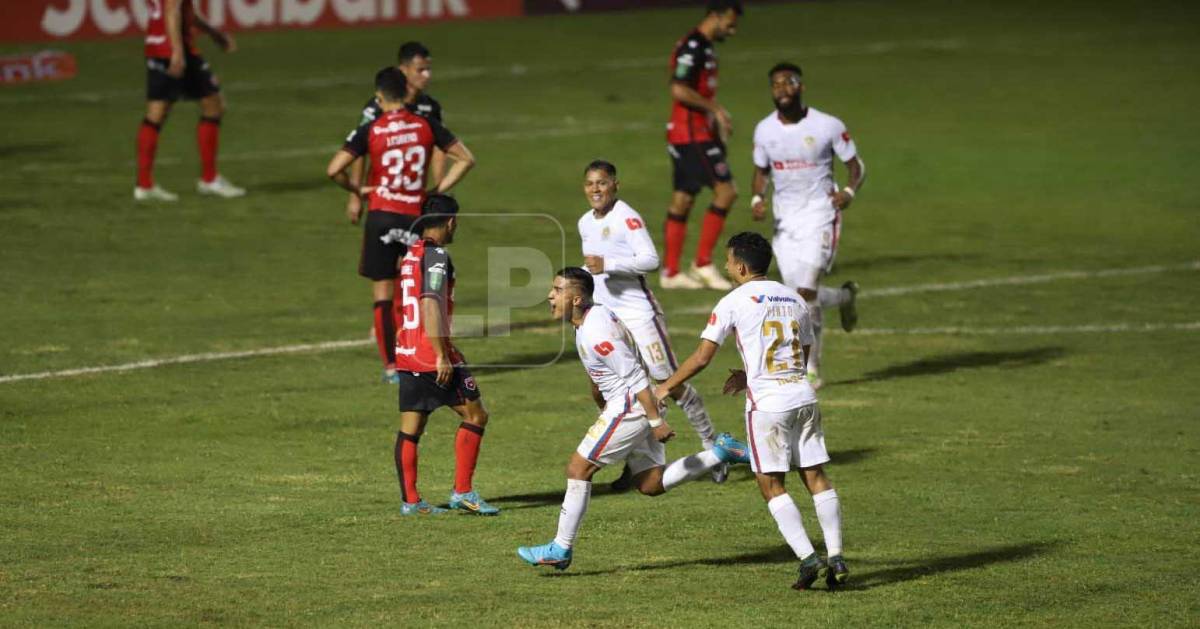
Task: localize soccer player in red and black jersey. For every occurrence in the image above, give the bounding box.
[326,67,475,384]
[345,41,446,223]
[661,0,743,291]
[390,194,498,516]
[135,0,244,201]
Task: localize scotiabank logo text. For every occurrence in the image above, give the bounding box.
[40,0,486,38]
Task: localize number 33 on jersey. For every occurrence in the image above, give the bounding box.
[342,109,460,216]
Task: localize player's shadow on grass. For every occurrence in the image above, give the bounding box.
[0,141,64,158]
[827,347,1066,387]
[488,484,623,510]
[840,540,1060,590]
[550,540,1059,583]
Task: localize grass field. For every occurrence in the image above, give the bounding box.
[2,0,1199,625]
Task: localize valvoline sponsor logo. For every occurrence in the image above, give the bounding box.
[749,294,797,304]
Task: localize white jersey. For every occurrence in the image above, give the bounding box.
[752,107,857,235]
[701,280,817,412]
[575,304,652,420]
[578,200,662,321]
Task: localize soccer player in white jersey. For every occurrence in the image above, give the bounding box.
[656,232,848,590]
[577,160,726,485]
[516,268,750,571]
[750,62,865,388]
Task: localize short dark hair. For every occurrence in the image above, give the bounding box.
[374,66,408,102]
[414,193,459,232]
[768,62,803,79]
[707,0,743,16]
[726,231,772,275]
[583,160,617,178]
[556,267,594,298]
[398,41,430,63]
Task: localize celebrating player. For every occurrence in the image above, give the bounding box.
[577,160,726,484]
[326,67,475,384]
[346,41,446,223]
[750,62,864,388]
[135,0,245,201]
[389,194,497,516]
[660,0,743,290]
[656,232,848,591]
[516,268,750,571]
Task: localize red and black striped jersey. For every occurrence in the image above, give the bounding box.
[144,0,198,59]
[342,109,458,216]
[395,239,463,372]
[667,29,719,145]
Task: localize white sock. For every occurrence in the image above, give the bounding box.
[806,301,823,376]
[662,449,722,491]
[553,479,591,550]
[676,383,716,444]
[812,489,843,557]
[767,493,816,559]
[817,285,847,308]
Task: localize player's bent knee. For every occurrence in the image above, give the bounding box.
[638,470,667,496]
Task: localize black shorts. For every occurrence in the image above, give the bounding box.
[145,55,220,102]
[359,211,418,280]
[668,141,733,194]
[397,367,481,413]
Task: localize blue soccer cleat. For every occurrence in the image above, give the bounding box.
[516,541,573,571]
[400,500,448,516]
[449,490,500,515]
[712,432,751,464]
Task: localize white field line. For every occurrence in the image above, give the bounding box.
[3,260,1197,385]
[0,339,369,384]
[858,261,1200,298]
[13,120,652,173]
[674,261,1200,314]
[837,322,1200,337]
[0,38,963,106]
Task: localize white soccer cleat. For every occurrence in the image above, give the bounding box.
[196,175,247,198]
[133,185,179,202]
[660,271,705,290]
[689,263,733,290]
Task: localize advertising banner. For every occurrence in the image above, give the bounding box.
[0,0,524,43]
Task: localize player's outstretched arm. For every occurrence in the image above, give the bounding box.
[435,142,475,194]
[654,339,719,400]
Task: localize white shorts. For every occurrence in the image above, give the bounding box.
[745,403,829,474]
[621,313,679,382]
[773,214,842,291]
[576,415,666,474]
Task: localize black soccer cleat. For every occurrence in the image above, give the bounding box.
[825,554,849,589]
[838,281,859,332]
[791,553,827,591]
[610,464,633,492]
